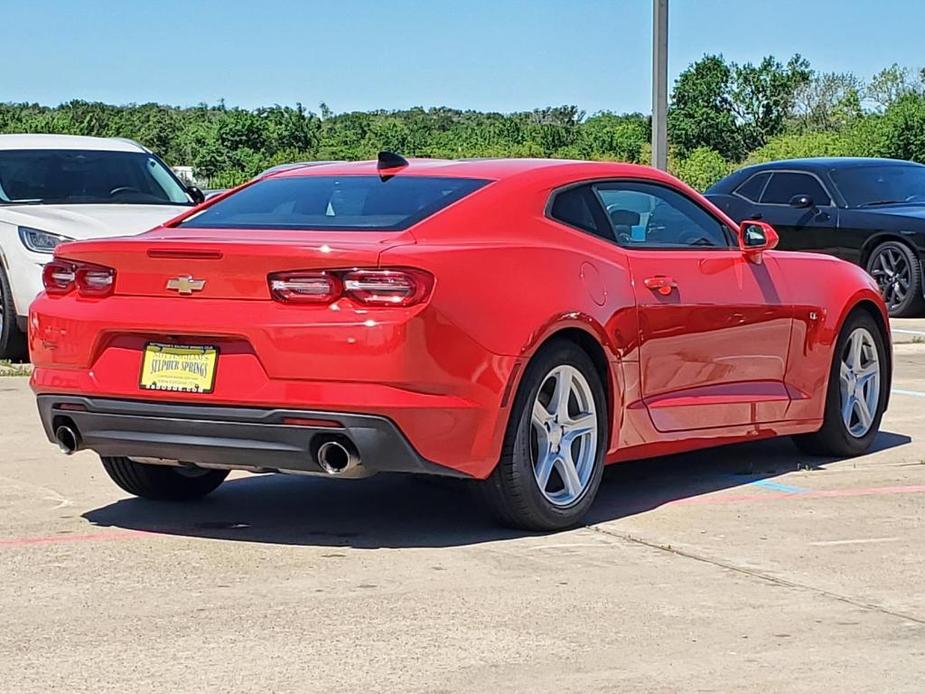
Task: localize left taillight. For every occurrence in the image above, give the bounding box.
[269,271,342,304]
[42,260,115,297]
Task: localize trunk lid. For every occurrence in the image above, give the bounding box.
[55,227,414,300]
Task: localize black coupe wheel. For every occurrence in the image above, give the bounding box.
[476,340,607,531]
[0,267,27,361]
[866,241,925,317]
[101,457,229,500]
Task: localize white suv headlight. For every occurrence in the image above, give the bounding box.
[18,227,73,254]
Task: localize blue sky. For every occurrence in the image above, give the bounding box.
[6,0,924,114]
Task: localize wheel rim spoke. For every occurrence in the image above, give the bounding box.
[549,368,572,419]
[534,451,556,491]
[562,412,596,445]
[855,396,873,430]
[533,399,551,429]
[841,393,856,426]
[555,452,582,498]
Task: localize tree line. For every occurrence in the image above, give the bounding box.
[3,57,925,189]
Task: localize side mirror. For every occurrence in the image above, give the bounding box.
[187,186,206,205]
[789,194,814,209]
[739,221,779,264]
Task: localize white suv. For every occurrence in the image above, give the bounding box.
[0,134,203,359]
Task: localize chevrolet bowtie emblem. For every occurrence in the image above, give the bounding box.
[166,275,206,295]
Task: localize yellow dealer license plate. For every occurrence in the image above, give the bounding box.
[139,343,218,394]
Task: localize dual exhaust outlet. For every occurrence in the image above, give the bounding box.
[55,424,80,455]
[314,437,362,476]
[54,421,363,477]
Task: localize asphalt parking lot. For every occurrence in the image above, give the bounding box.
[2,322,924,693]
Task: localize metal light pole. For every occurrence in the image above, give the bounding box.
[651,0,669,170]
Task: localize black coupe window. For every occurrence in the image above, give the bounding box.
[761,172,831,206]
[734,173,770,202]
[830,164,925,207]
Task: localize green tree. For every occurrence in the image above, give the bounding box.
[668,55,742,160]
[672,147,730,190]
[730,55,812,152]
[669,54,811,160]
[745,131,858,164]
[872,93,925,161]
[867,64,925,110]
[793,71,863,132]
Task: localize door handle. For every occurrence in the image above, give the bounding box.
[644,275,677,296]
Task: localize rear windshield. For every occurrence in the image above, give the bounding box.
[179,175,490,231]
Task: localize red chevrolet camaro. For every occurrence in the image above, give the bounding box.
[29,154,891,530]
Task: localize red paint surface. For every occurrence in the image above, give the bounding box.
[29,159,890,479]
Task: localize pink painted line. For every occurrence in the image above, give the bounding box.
[670,484,925,507]
[0,530,147,548]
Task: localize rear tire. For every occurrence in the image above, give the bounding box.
[100,457,228,500]
[477,340,607,531]
[793,310,888,457]
[0,267,27,362]
[865,240,925,317]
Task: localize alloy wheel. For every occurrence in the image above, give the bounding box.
[869,246,911,312]
[839,327,881,438]
[530,365,598,507]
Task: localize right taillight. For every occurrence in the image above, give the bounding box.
[42,259,115,297]
[268,268,433,307]
[341,269,433,306]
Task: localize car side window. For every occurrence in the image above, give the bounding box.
[733,172,771,202]
[594,181,733,249]
[760,172,832,205]
[548,185,613,241]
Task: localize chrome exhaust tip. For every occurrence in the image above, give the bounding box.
[54,425,80,455]
[315,438,360,475]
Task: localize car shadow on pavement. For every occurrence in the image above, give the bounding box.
[82,431,911,549]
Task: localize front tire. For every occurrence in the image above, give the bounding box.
[0,267,27,362]
[866,241,925,317]
[793,310,888,457]
[101,457,228,500]
[477,340,607,531]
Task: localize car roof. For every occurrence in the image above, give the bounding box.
[268,157,667,183]
[0,134,147,153]
[741,157,923,173]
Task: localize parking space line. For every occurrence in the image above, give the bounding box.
[809,537,900,546]
[893,388,925,398]
[748,479,808,494]
[893,328,925,336]
[673,484,925,507]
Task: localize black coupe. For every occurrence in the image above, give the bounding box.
[706,157,925,316]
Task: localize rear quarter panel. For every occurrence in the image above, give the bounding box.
[383,172,643,461]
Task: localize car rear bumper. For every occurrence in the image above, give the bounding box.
[29,292,522,479]
[36,395,470,478]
